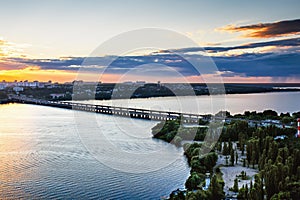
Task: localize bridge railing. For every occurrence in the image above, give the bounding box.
[10,96,210,123]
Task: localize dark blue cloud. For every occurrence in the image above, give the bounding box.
[7,57,84,70]
[213,53,300,77]
[4,37,300,79]
[158,37,300,53]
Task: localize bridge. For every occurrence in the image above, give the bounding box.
[9,96,212,124]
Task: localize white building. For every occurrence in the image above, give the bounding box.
[50,93,65,99]
[13,86,24,92]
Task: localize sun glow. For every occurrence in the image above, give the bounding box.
[0,66,77,82]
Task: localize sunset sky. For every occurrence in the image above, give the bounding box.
[0,0,299,83]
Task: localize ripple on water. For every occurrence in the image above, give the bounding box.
[0,104,190,199]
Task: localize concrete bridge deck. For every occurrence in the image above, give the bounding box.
[10,96,211,123]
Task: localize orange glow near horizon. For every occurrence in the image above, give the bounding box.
[0,66,78,82]
[0,64,299,83]
[1,34,299,84]
[0,66,153,83]
[1,66,299,83]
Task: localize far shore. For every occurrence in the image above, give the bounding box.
[67,89,300,102]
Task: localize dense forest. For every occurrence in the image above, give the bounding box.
[152,110,300,199]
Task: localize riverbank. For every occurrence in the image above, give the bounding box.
[2,83,300,101]
[153,113,299,199]
[0,99,11,104]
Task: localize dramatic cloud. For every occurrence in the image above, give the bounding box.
[213,53,300,78]
[4,53,299,81]
[154,37,300,54]
[1,37,299,82]
[3,55,199,77]
[220,19,300,38]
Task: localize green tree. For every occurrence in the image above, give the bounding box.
[253,174,264,200]
[241,142,245,156]
[270,192,290,199]
[263,110,278,119]
[238,185,246,199]
[186,190,210,200]
[208,175,225,200]
[281,116,293,125]
[222,142,229,155]
[230,148,235,166]
[185,172,204,191]
[233,178,239,192]
[252,150,256,168]
[245,184,249,199]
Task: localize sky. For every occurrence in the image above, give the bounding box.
[0,0,299,83]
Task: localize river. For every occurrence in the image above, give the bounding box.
[0,104,189,199]
[81,92,300,115]
[0,92,299,199]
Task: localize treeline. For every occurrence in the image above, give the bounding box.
[151,112,299,200]
[152,112,298,146]
[238,134,300,199]
[221,121,297,145]
[218,121,299,199]
[170,142,225,200]
[152,120,225,199]
[220,124,300,199]
[231,110,300,124]
[152,120,208,146]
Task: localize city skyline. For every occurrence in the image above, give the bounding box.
[0,0,299,83]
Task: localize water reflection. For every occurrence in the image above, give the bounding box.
[0,104,189,199]
[82,92,300,114]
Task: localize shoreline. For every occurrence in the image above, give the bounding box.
[153,113,299,199]
[68,89,300,102]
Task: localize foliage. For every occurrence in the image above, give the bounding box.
[185,172,205,190]
[152,111,300,200]
[152,120,209,145]
[221,120,251,141]
[208,175,225,200]
[240,130,300,200]
[232,178,239,192]
[0,91,8,99]
[152,120,180,142]
[230,148,235,166]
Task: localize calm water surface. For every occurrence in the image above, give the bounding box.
[1,92,299,199]
[83,92,300,114]
[0,104,189,199]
